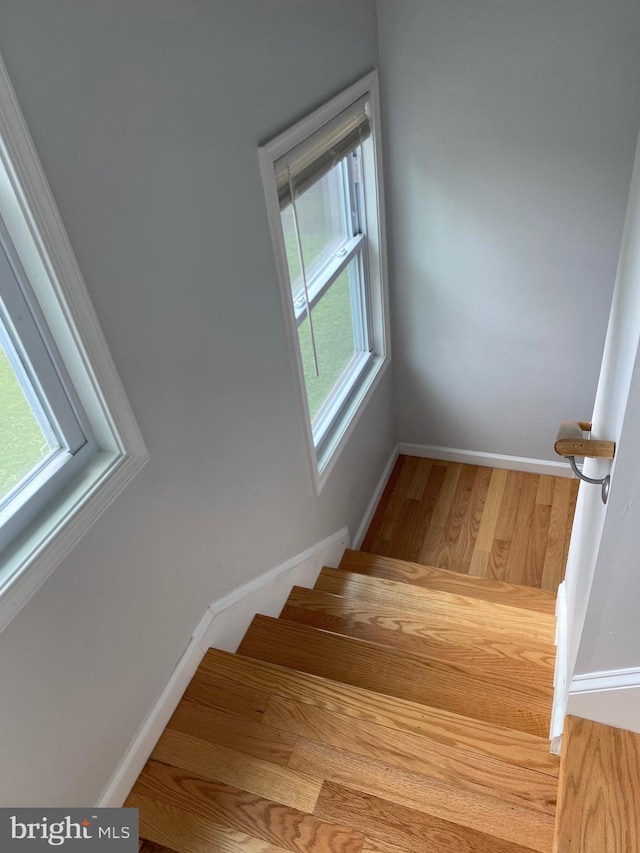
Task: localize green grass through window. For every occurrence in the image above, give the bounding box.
[282,169,361,423]
[298,267,356,420]
[0,346,52,500]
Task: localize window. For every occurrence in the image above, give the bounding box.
[0,219,96,552]
[259,72,389,490]
[0,52,147,631]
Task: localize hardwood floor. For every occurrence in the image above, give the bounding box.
[362,456,579,590]
[128,543,561,852]
[554,716,640,852]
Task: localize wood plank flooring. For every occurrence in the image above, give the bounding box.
[362,456,579,591]
[128,543,561,853]
[554,716,640,852]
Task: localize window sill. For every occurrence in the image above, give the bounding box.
[0,449,148,633]
[314,351,390,494]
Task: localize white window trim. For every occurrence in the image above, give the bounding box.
[0,52,148,632]
[258,70,391,493]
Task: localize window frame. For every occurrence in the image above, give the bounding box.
[258,71,390,493]
[288,155,371,446]
[0,215,100,550]
[0,51,148,632]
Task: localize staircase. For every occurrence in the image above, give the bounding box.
[130,549,560,853]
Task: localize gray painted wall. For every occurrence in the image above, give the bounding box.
[576,339,640,672]
[0,0,393,805]
[562,129,640,732]
[564,130,640,684]
[571,126,640,677]
[377,0,640,460]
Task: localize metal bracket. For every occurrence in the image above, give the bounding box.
[567,456,610,504]
[555,421,614,505]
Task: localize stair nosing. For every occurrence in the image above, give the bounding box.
[280,589,557,681]
[316,567,557,634]
[340,549,558,606]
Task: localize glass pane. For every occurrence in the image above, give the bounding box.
[297,263,358,422]
[281,204,302,298]
[0,338,57,502]
[282,162,349,298]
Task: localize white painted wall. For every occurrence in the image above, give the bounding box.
[377,0,640,460]
[0,0,393,806]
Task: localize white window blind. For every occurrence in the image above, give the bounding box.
[275,95,371,208]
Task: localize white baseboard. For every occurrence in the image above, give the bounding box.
[549,581,567,754]
[352,439,573,552]
[96,526,349,807]
[567,668,640,735]
[570,666,640,693]
[398,443,574,478]
[198,527,349,652]
[352,446,399,549]
[96,626,206,808]
[567,665,640,735]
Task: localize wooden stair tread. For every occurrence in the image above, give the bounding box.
[283,586,556,679]
[152,727,322,812]
[237,615,552,737]
[262,694,557,815]
[133,695,555,853]
[339,549,557,614]
[154,687,556,831]
[160,689,557,817]
[129,762,364,853]
[133,791,305,852]
[554,715,640,852]
[295,739,554,852]
[320,781,547,853]
[167,701,296,765]
[315,568,556,645]
[198,648,560,776]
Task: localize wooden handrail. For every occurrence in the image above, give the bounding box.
[554,421,615,459]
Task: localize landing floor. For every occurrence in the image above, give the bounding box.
[362,456,579,591]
